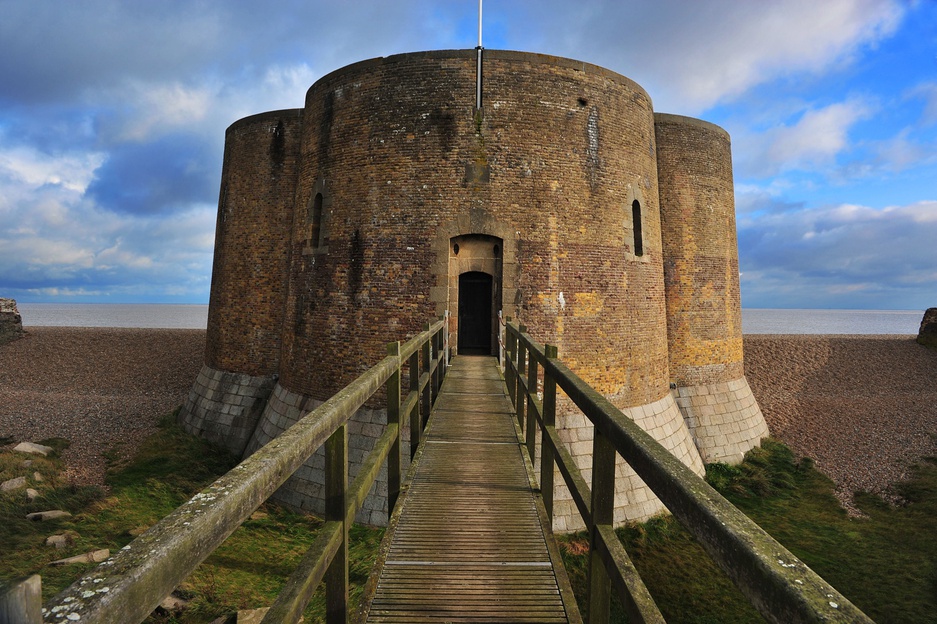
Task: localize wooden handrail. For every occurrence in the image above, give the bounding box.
[504,321,873,624]
[33,319,447,624]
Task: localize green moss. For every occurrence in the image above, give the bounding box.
[0,411,382,624]
[559,439,937,623]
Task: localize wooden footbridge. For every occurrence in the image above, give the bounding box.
[10,319,873,623]
[362,356,578,623]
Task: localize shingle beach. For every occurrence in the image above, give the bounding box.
[1,328,935,508]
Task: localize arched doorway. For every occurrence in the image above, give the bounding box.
[458,271,494,355]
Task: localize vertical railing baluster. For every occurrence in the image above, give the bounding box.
[505,318,516,404]
[589,427,616,624]
[421,322,432,429]
[515,324,528,431]
[409,348,420,460]
[324,424,348,624]
[541,344,558,520]
[525,349,539,461]
[386,341,401,514]
[436,318,445,393]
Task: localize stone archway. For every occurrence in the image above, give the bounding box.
[433,213,516,356]
[448,235,502,356]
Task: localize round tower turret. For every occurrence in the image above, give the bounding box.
[179,109,302,455]
[655,113,768,463]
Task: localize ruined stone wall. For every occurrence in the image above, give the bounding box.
[0,298,25,346]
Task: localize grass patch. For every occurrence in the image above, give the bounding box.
[0,411,383,623]
[7,420,935,623]
[559,439,937,623]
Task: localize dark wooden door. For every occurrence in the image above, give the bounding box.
[458,271,493,355]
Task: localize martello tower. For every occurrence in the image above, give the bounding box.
[180,49,768,530]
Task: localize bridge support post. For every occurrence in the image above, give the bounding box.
[386,341,402,514]
[325,424,348,623]
[0,575,41,624]
[589,428,615,624]
[541,344,558,520]
[515,324,528,431]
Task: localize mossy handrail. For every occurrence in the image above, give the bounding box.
[503,320,874,624]
[32,319,448,624]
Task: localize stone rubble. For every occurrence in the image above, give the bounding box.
[1,476,27,492]
[26,510,72,521]
[13,442,54,456]
[49,548,109,566]
[0,297,25,346]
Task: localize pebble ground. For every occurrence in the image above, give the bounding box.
[1,328,935,510]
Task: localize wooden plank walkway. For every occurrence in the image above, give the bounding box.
[363,355,581,623]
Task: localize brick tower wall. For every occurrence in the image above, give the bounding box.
[244,51,704,527]
[655,113,768,463]
[279,50,672,405]
[178,110,303,455]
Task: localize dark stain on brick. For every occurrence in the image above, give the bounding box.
[429,108,457,155]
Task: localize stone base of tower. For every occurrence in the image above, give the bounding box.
[672,376,768,464]
[178,365,277,457]
[550,393,706,532]
[242,383,409,526]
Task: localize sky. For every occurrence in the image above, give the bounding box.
[0,0,934,309]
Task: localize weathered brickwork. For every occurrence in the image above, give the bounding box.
[655,113,769,463]
[179,365,276,456]
[672,378,768,464]
[243,383,409,526]
[656,113,743,385]
[204,110,302,376]
[552,394,705,531]
[181,50,768,529]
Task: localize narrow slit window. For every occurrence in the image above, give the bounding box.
[632,199,644,257]
[309,193,323,248]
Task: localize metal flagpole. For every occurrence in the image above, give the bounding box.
[475,0,483,110]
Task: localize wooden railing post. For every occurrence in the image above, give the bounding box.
[589,428,616,624]
[386,341,402,514]
[325,424,348,624]
[515,324,528,431]
[0,575,41,624]
[525,349,539,461]
[541,344,558,520]
[408,348,421,460]
[421,322,432,429]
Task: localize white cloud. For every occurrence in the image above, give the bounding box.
[737,197,937,308]
[0,145,105,193]
[907,81,937,126]
[734,98,873,177]
[107,81,217,142]
[523,0,904,112]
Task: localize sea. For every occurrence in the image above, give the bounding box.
[13,304,925,335]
